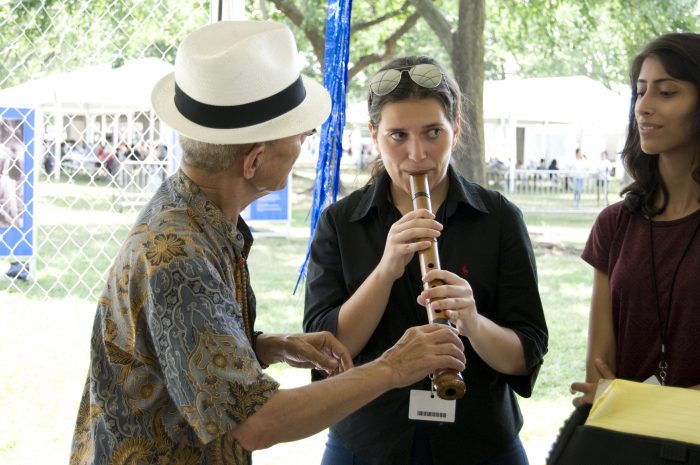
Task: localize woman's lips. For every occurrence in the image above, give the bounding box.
[638,122,661,136]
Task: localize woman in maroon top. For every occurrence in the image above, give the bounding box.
[571,32,700,405]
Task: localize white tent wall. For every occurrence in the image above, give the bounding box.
[56,111,161,147]
[483,75,629,170]
[0,58,173,113]
[348,75,629,173]
[0,58,174,184]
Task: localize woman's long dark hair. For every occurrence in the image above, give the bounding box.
[621,32,700,216]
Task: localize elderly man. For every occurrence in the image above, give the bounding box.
[70,20,465,465]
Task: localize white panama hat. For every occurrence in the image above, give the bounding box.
[151,20,331,144]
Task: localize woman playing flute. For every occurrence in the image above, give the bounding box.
[303,55,548,465]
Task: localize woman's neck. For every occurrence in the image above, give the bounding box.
[655,152,700,220]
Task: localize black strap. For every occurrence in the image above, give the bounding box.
[648,214,700,384]
[174,76,306,129]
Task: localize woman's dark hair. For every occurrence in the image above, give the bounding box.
[366,56,467,180]
[621,32,700,216]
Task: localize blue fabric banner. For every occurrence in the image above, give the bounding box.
[296,0,352,291]
[0,107,35,258]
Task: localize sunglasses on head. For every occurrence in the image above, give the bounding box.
[368,63,444,96]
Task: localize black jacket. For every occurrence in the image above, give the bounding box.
[304,167,548,465]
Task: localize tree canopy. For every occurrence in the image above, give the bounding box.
[248,1,698,96]
[252,0,698,181]
[2,0,698,181]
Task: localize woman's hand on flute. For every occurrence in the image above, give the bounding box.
[377,209,443,281]
[418,269,478,337]
[418,270,530,375]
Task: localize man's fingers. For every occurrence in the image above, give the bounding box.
[335,348,353,372]
[430,355,465,373]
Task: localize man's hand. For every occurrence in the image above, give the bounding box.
[256,332,353,377]
[378,324,466,389]
[570,358,615,406]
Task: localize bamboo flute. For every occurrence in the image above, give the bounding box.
[409,173,466,400]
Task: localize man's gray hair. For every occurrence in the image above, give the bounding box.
[179,135,247,172]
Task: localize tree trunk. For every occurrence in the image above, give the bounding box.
[410,0,486,185]
[451,0,485,185]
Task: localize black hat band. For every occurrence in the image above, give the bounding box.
[174,76,306,129]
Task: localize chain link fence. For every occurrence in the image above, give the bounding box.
[0,0,212,298]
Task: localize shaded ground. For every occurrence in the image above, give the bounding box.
[530,231,584,256]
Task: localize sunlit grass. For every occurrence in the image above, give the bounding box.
[0,168,600,465]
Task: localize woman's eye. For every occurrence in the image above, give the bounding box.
[427,128,442,138]
[390,131,406,141]
[659,90,677,97]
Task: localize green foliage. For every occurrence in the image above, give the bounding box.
[487,0,699,86]
[0,166,599,463]
[0,0,209,89]
[255,0,698,93]
[2,1,698,96]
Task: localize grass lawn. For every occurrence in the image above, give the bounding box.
[0,165,598,465]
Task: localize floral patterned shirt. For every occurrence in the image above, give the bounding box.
[70,170,279,465]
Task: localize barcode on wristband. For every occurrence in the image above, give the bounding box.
[417,410,447,418]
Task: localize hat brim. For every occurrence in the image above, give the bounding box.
[151,72,331,144]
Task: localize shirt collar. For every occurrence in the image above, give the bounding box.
[442,166,490,216]
[350,169,393,222]
[351,165,489,222]
[171,170,254,257]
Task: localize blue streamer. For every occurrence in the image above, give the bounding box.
[295,0,352,293]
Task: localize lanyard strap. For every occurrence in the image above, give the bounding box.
[648,216,700,385]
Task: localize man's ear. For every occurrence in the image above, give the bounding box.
[241,143,265,179]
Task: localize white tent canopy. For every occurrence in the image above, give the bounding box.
[484,75,629,129]
[0,58,173,114]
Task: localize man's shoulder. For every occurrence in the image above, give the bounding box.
[131,204,192,236]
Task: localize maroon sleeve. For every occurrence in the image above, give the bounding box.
[581,202,623,273]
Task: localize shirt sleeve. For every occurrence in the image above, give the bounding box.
[303,208,347,335]
[145,252,279,445]
[495,197,549,398]
[581,205,617,273]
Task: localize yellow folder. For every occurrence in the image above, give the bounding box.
[585,379,700,446]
